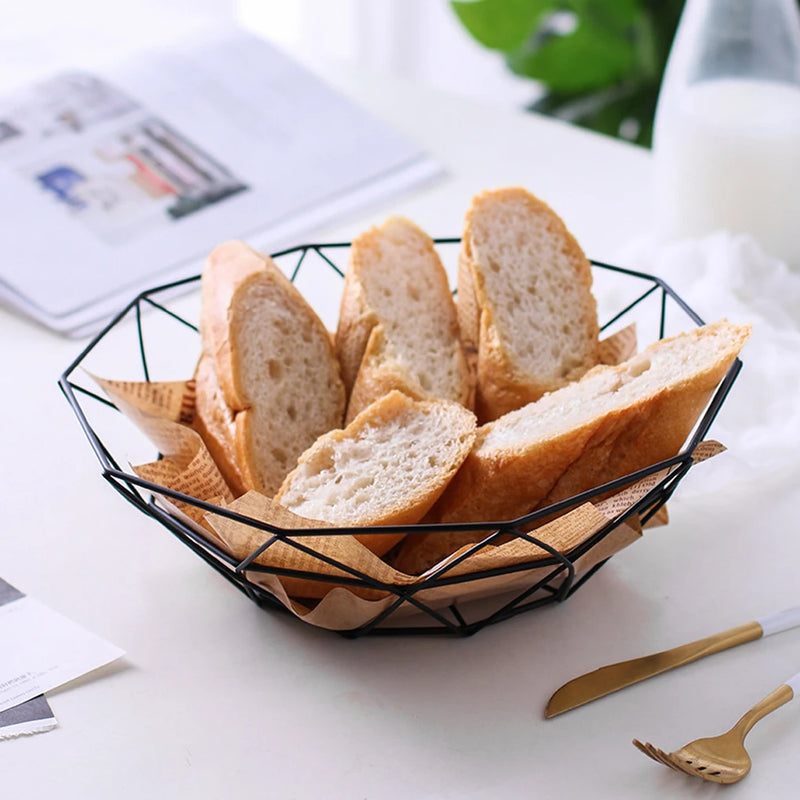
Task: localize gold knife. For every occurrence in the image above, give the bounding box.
[545,605,800,718]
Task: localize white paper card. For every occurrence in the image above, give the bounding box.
[0,579,125,715]
[0,694,58,740]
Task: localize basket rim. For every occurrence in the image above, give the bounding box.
[56,239,740,636]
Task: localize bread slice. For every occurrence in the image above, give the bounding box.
[335,216,472,423]
[429,319,751,525]
[459,187,600,422]
[274,390,477,555]
[192,351,247,496]
[199,240,346,497]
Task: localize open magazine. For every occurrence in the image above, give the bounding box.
[0,27,441,336]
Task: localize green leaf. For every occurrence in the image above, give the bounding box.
[643,0,686,65]
[530,81,660,146]
[450,0,689,147]
[631,11,659,79]
[450,0,552,50]
[566,0,640,26]
[508,18,639,93]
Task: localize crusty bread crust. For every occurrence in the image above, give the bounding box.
[200,240,345,497]
[275,390,477,555]
[390,321,749,574]
[430,320,751,525]
[335,216,472,422]
[334,269,375,397]
[459,187,600,422]
[192,352,247,496]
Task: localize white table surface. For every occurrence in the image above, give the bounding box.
[3,59,800,800]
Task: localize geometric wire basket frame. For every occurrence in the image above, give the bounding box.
[59,239,743,637]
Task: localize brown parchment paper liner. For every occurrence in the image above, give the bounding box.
[91,375,233,533]
[90,325,724,632]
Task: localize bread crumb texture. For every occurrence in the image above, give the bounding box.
[430,319,750,524]
[337,216,471,421]
[200,241,345,497]
[277,390,476,526]
[462,187,600,419]
[480,320,748,452]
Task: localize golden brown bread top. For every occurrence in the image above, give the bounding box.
[430,320,750,525]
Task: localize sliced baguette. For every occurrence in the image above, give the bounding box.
[275,390,477,555]
[459,187,600,422]
[192,351,247,496]
[335,216,472,423]
[199,240,346,497]
[428,319,751,526]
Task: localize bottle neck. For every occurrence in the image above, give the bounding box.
[657,0,800,124]
[687,0,800,83]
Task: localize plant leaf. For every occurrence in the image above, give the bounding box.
[530,81,660,146]
[508,18,639,93]
[566,0,640,26]
[450,0,689,147]
[450,0,552,51]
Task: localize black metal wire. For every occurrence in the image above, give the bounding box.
[141,296,200,333]
[288,247,308,282]
[58,239,743,637]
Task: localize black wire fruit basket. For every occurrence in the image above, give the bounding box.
[59,239,743,637]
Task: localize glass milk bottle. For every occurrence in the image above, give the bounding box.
[653,0,800,269]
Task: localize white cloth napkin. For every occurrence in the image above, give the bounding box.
[615,231,800,495]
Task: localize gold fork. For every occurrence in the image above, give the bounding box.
[633,671,799,784]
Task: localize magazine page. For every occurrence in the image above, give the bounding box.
[0,26,441,335]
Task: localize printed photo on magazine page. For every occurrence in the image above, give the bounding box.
[2,72,248,245]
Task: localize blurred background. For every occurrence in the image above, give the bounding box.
[245,0,688,147]
[242,0,685,148]
[3,0,685,147]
